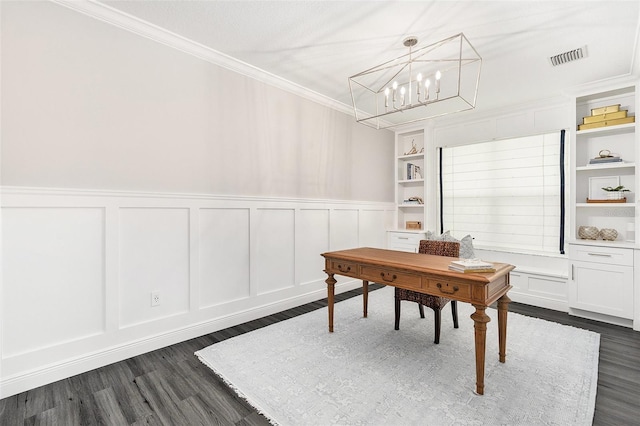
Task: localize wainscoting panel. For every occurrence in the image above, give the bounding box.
[0,187,393,398]
[330,209,359,251]
[508,271,568,312]
[296,209,330,286]
[118,208,191,328]
[253,208,296,295]
[1,207,106,357]
[358,209,388,249]
[199,208,251,308]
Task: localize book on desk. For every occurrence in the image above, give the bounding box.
[448,259,496,273]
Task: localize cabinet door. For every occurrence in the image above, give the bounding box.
[569,260,634,319]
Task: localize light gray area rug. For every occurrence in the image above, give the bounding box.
[196,286,599,425]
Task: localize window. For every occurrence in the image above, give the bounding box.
[440,131,566,254]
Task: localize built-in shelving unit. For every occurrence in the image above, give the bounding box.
[569,81,639,329]
[394,129,425,230]
[387,129,427,252]
[572,85,637,244]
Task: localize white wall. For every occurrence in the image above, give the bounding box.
[0,1,393,200]
[0,1,395,397]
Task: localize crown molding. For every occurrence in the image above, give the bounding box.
[50,0,354,117]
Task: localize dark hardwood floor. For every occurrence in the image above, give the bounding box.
[1,284,639,425]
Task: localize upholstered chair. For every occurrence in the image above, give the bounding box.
[394,240,460,344]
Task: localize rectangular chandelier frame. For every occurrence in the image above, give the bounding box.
[349,33,482,130]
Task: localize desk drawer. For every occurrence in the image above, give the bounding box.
[424,278,472,300]
[360,265,421,289]
[327,260,358,277]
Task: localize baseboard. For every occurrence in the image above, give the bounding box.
[0,280,362,398]
[568,307,634,329]
[509,291,568,312]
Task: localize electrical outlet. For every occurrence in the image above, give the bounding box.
[151,291,161,307]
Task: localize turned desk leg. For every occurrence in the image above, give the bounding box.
[326,274,336,332]
[363,280,369,318]
[471,304,491,395]
[497,294,511,363]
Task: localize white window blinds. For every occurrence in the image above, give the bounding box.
[441,132,564,254]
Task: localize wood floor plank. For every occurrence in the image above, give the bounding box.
[0,394,22,426]
[1,284,639,426]
[91,387,129,426]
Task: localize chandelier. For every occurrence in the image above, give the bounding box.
[348,33,482,130]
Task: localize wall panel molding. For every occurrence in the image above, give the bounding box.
[0,186,394,398]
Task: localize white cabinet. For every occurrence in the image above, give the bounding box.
[395,129,425,230]
[568,243,634,319]
[387,230,427,253]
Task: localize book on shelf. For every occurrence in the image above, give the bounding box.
[588,156,622,165]
[448,259,496,273]
[406,163,422,180]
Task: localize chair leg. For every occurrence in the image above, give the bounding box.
[433,308,442,344]
[394,297,401,330]
[418,303,425,319]
[451,301,459,329]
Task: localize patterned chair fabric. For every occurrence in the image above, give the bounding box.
[394,239,460,344]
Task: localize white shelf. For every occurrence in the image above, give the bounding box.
[576,162,635,171]
[576,122,635,137]
[576,203,635,208]
[569,239,637,249]
[397,153,424,160]
[398,179,424,185]
[398,203,424,208]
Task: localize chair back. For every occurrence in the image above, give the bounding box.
[418,240,460,258]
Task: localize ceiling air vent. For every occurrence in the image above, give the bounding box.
[550,46,586,66]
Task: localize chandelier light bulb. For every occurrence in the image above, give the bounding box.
[384,87,390,107]
[400,86,406,106]
[392,81,398,103]
[416,73,423,97]
[425,79,431,101]
[435,70,441,93]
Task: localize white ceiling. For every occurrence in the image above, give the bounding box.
[97,0,640,118]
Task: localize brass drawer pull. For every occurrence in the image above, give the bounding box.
[337,264,351,273]
[380,272,397,282]
[436,282,459,294]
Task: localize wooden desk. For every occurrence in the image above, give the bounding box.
[321,247,514,395]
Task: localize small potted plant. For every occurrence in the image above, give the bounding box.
[601,185,630,200]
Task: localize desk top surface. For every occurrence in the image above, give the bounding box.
[322,247,514,284]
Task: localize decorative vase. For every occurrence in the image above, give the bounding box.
[578,226,599,240]
[599,228,618,241]
[606,192,625,200]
